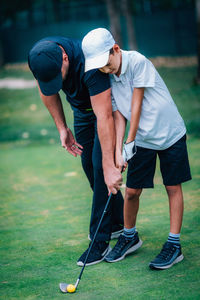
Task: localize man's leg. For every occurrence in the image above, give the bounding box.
[74,111,123,266]
[74,111,110,266]
[73,110,95,190]
[89,128,123,242]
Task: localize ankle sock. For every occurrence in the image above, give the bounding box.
[123,226,136,240]
[167,232,180,244]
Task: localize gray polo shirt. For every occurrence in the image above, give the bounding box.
[111,50,186,150]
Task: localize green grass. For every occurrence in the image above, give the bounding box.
[158,67,200,137]
[0,66,200,299]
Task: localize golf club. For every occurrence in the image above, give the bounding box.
[59,191,113,293]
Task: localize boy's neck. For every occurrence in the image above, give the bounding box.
[116,51,122,77]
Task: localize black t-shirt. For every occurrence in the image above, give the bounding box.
[40,36,111,109]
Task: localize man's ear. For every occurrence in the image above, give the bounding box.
[63,52,68,62]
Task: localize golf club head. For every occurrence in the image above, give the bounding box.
[59,282,69,293]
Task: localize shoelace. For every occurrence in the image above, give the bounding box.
[113,235,129,254]
[156,243,177,260]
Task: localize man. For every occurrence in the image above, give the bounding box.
[28,36,124,266]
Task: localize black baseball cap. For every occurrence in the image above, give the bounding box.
[28,41,63,95]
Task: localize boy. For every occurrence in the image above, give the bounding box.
[82,28,191,269]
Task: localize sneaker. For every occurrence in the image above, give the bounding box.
[77,241,111,266]
[149,241,184,270]
[104,233,143,263]
[111,227,124,239]
[88,227,124,241]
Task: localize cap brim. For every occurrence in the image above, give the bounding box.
[85,51,110,72]
[38,72,63,96]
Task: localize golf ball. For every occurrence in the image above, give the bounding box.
[67,284,76,293]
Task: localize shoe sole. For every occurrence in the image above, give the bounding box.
[149,254,184,270]
[88,229,124,241]
[105,239,143,263]
[77,246,112,267]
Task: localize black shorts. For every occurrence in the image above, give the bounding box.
[126,134,192,188]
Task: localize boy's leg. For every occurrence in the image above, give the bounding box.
[105,187,143,263]
[105,145,157,263]
[124,188,142,229]
[149,135,191,270]
[166,184,184,234]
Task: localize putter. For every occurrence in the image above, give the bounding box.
[59,192,113,293]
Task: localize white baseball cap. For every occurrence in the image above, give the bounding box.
[82,28,115,72]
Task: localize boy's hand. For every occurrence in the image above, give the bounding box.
[122,140,137,162]
[60,128,83,157]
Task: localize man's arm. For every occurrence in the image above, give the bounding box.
[38,86,83,157]
[113,110,127,171]
[90,88,122,194]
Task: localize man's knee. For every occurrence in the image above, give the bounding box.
[126,188,142,201]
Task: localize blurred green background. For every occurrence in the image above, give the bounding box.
[0,0,198,64]
[0,0,200,299]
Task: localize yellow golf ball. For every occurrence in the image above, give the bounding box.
[67,284,76,293]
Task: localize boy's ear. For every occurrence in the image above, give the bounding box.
[113,44,120,53]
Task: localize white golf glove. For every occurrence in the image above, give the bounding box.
[122,140,137,163]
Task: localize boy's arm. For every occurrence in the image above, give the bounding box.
[38,85,83,157]
[90,88,122,195]
[113,110,127,171]
[126,87,144,143]
[122,87,144,162]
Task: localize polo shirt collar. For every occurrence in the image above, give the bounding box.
[113,50,128,81]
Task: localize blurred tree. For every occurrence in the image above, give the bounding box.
[0,39,4,66]
[105,0,137,49]
[121,0,137,50]
[196,0,200,84]
[0,0,30,27]
[105,0,123,46]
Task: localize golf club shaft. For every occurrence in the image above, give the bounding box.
[75,192,113,289]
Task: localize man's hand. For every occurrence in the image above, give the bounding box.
[103,166,123,195]
[60,128,83,157]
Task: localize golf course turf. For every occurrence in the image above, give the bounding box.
[0,66,200,299]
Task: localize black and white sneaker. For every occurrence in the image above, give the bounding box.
[149,241,184,270]
[104,233,143,263]
[77,241,111,266]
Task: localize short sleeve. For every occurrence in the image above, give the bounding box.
[84,70,111,96]
[132,55,155,88]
